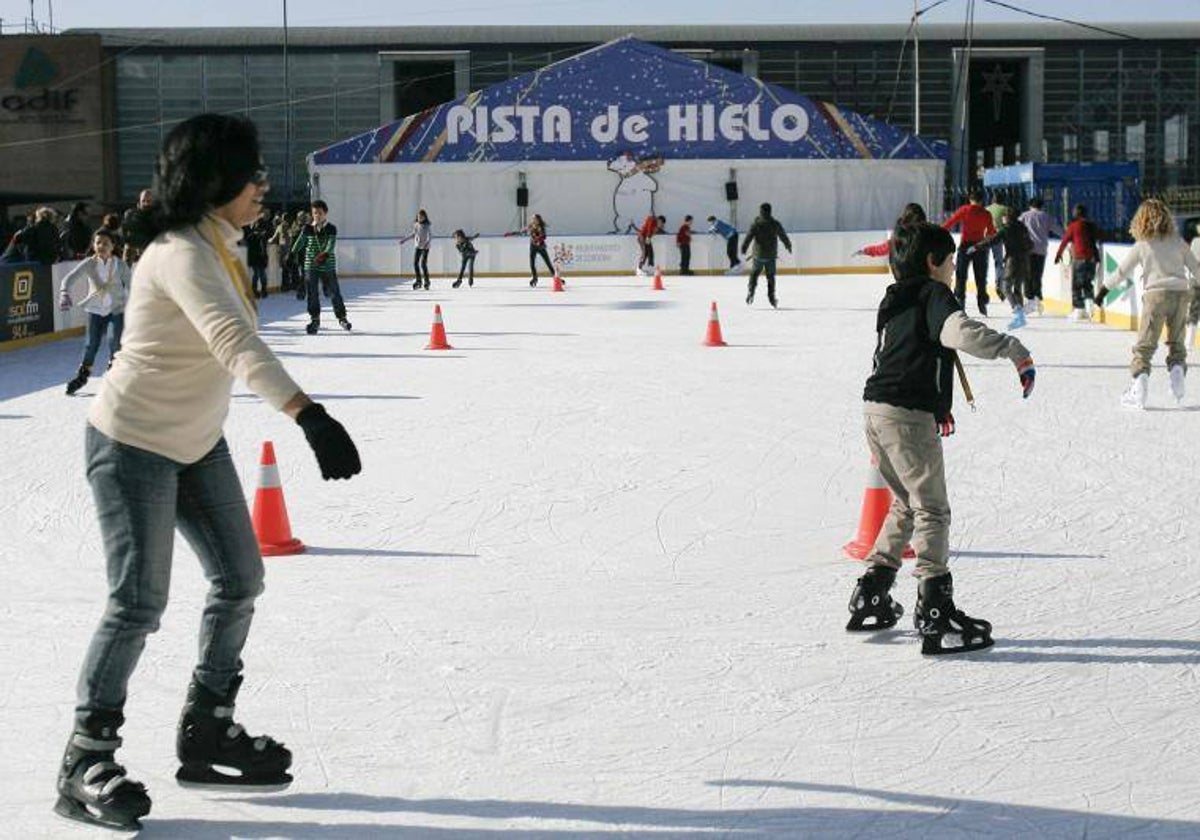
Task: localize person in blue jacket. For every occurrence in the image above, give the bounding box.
[706,215,741,272]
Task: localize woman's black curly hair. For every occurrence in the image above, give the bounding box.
[124,113,261,248]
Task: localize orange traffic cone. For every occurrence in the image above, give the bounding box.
[652,268,665,291]
[703,301,727,347]
[425,304,453,350]
[552,273,565,292]
[252,441,304,556]
[843,455,915,561]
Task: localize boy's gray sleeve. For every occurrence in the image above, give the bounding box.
[939,311,1030,363]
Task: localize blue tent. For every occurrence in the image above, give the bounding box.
[314,37,946,166]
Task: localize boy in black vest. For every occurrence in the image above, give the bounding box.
[847,222,1036,655]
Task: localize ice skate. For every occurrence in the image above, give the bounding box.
[1034,298,1044,316]
[452,279,462,288]
[1007,306,1026,330]
[1068,308,1087,321]
[914,572,993,655]
[529,277,538,287]
[176,676,292,792]
[745,289,754,305]
[1121,373,1148,409]
[65,364,91,396]
[54,712,151,832]
[423,280,430,290]
[1187,322,1197,349]
[339,318,352,332]
[978,303,988,318]
[846,565,904,632]
[468,278,474,287]
[305,320,319,335]
[768,295,778,309]
[1169,365,1185,404]
[412,278,421,290]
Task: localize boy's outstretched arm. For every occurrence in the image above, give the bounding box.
[940,312,1036,398]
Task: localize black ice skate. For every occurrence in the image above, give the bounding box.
[54,712,151,832]
[412,278,421,290]
[452,279,462,288]
[176,675,293,792]
[529,277,538,287]
[305,320,319,335]
[846,565,904,631]
[768,295,778,309]
[65,364,91,396]
[339,318,352,331]
[914,572,993,655]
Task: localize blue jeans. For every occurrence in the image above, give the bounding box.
[81,312,124,368]
[306,269,346,323]
[75,426,264,724]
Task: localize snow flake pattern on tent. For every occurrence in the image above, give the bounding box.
[313,37,947,166]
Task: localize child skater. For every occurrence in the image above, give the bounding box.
[847,221,1036,655]
[452,230,478,288]
[407,209,432,289]
[853,203,927,260]
[968,206,1033,330]
[1093,198,1200,408]
[59,228,131,395]
[528,214,555,286]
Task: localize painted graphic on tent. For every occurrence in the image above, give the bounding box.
[608,152,663,233]
[313,38,947,166]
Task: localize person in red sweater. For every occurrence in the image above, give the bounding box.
[854,203,927,263]
[942,189,996,316]
[636,214,664,275]
[676,215,693,275]
[1054,203,1102,320]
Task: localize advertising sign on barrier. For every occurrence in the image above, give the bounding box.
[1,262,54,343]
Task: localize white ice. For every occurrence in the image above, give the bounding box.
[3,272,1198,838]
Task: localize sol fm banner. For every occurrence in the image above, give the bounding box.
[1,263,54,342]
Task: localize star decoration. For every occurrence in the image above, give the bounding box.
[979,64,1015,122]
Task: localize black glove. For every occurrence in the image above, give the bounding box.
[1093,286,1108,307]
[296,403,361,480]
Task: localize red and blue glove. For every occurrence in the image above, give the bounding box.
[936,412,956,437]
[1016,357,1036,399]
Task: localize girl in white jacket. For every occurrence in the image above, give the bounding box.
[58,228,132,395]
[1095,199,1200,408]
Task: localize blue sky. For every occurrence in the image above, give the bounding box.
[2,0,1196,30]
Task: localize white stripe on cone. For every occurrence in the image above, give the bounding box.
[258,463,282,489]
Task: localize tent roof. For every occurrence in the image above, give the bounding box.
[312,37,946,167]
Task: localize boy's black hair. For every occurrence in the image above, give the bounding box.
[967,188,983,203]
[889,222,957,280]
[311,199,329,212]
[1028,196,1043,209]
[706,215,716,222]
[124,113,262,248]
[1073,203,1087,218]
[897,203,926,226]
[452,228,465,238]
[657,215,666,223]
[684,214,693,222]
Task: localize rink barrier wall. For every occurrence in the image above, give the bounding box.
[0,239,1178,353]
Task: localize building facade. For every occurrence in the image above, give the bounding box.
[5,23,1198,209]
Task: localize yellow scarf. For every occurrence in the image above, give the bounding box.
[200,218,257,317]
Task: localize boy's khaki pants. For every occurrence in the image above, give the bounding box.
[1132,289,1190,377]
[863,408,951,579]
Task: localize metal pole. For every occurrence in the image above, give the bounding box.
[283,0,291,213]
[913,0,921,134]
[47,0,53,32]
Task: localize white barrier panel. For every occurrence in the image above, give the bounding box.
[338,230,893,278]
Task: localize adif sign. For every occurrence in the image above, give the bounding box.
[446,103,810,146]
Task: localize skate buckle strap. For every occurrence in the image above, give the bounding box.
[72,733,122,751]
[82,761,134,797]
[214,704,235,719]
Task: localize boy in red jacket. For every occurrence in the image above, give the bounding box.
[1054,203,1102,321]
[942,189,996,316]
[676,215,693,275]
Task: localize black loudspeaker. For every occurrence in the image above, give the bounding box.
[516,186,529,207]
[724,181,738,201]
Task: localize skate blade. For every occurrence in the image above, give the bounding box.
[920,633,994,656]
[54,794,144,833]
[177,778,292,793]
[176,766,293,793]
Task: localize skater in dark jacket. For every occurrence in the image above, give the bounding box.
[846,221,1035,656]
[452,229,478,288]
[741,203,792,307]
[969,206,1033,329]
[528,214,555,286]
[54,114,361,832]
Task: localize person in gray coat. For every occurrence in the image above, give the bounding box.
[741,203,792,308]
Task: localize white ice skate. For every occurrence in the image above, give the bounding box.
[1187,322,1197,349]
[1068,308,1088,322]
[1085,300,1096,319]
[1033,298,1045,316]
[1169,365,1186,404]
[724,261,744,276]
[1121,373,1149,409]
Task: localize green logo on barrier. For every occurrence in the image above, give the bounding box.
[14,47,60,89]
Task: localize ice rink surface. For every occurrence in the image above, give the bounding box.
[3,272,1199,838]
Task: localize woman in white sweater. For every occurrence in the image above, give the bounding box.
[54,114,361,832]
[1095,198,1200,408]
[58,228,131,395]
